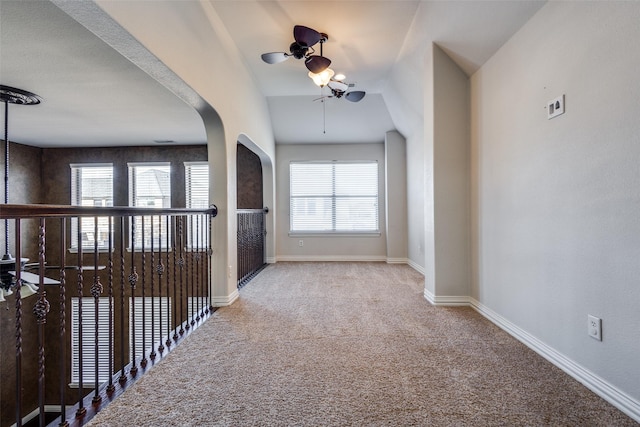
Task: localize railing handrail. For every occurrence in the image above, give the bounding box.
[0,203,218,219]
[237,208,268,214]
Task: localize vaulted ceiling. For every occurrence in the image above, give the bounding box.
[0,1,545,148]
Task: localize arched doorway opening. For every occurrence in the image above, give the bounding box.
[236,142,267,287]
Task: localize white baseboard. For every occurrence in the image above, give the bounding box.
[265,257,276,264]
[423,289,470,306]
[12,405,61,427]
[276,255,387,262]
[211,289,239,307]
[469,298,640,423]
[408,259,425,275]
[386,257,408,264]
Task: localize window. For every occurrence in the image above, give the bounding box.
[70,164,113,251]
[185,162,210,249]
[290,161,379,233]
[128,163,171,249]
[185,162,209,209]
[71,297,112,386]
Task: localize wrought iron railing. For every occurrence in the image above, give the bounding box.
[0,203,216,427]
[236,208,267,288]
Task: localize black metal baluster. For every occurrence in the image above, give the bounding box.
[172,216,178,343]
[76,218,86,418]
[106,217,115,394]
[91,217,103,405]
[191,215,202,322]
[165,215,172,350]
[129,216,138,377]
[238,213,244,284]
[58,218,69,426]
[178,216,185,335]
[193,215,199,324]
[150,215,157,361]
[187,215,194,326]
[208,210,214,313]
[34,218,50,427]
[15,219,23,427]
[140,216,147,368]
[203,214,208,316]
[118,217,126,386]
[156,216,165,355]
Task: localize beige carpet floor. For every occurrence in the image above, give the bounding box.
[87,262,637,426]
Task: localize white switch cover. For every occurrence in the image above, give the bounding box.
[547,94,565,119]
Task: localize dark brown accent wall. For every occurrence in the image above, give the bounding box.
[1,143,207,427]
[1,141,43,426]
[236,144,263,209]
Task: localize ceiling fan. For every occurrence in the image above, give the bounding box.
[314,80,366,103]
[261,25,331,73]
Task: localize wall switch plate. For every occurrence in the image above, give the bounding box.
[298,240,304,247]
[547,94,565,119]
[588,315,602,341]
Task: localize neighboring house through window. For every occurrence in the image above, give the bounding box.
[128,162,171,249]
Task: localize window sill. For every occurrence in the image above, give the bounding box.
[68,248,112,254]
[288,231,381,238]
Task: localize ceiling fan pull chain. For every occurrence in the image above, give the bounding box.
[323,98,326,134]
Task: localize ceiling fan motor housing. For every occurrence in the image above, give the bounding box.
[289,42,308,59]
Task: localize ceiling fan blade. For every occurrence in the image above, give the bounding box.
[294,25,322,47]
[328,81,349,92]
[305,56,331,73]
[261,52,289,64]
[345,91,366,102]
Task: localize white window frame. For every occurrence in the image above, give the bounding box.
[289,161,380,235]
[128,162,172,250]
[70,163,114,252]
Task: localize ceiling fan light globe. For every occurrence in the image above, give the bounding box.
[309,68,335,87]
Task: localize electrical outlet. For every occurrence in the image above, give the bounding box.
[547,94,565,119]
[298,240,304,247]
[588,315,602,341]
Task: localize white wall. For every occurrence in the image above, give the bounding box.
[431,44,471,300]
[276,143,387,261]
[383,3,428,273]
[471,0,640,412]
[385,131,408,263]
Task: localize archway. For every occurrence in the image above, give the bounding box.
[236,143,266,286]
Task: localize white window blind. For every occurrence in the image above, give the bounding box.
[290,161,379,233]
[128,163,171,249]
[185,162,210,249]
[71,297,112,385]
[129,297,171,360]
[185,162,209,209]
[70,164,113,251]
